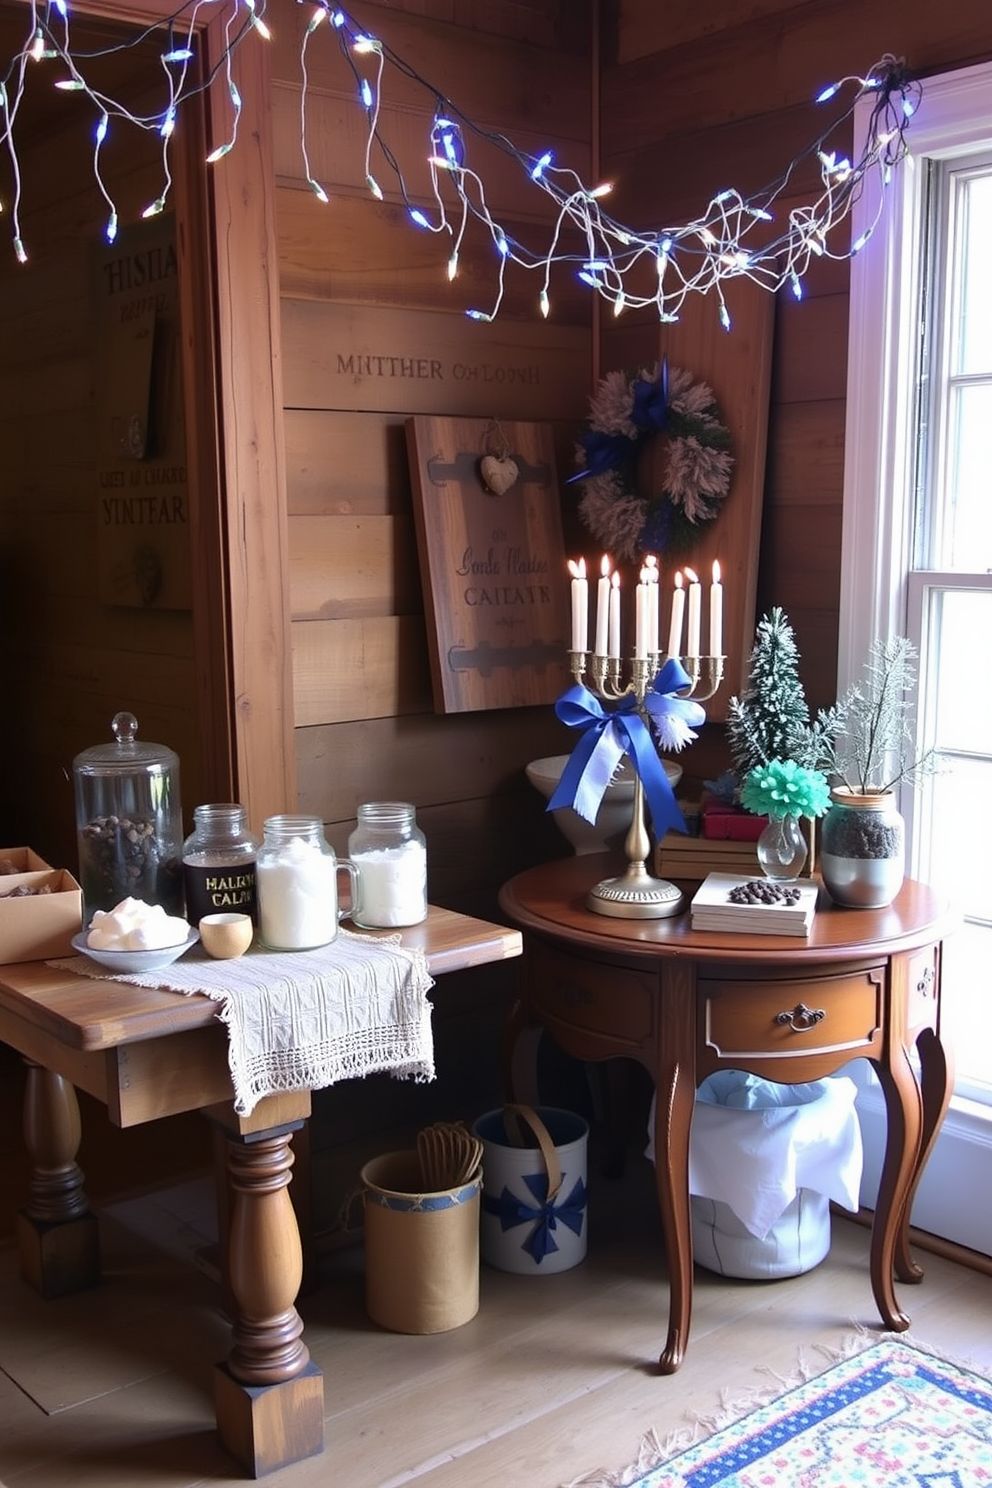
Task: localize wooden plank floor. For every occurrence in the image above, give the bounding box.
[0,1135,989,1488]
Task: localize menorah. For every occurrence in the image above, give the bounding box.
[568,647,724,919]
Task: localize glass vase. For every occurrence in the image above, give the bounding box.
[756,813,808,882]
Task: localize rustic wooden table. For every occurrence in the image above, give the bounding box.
[499,854,954,1373]
[0,906,522,1478]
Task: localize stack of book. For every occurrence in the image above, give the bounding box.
[655,833,762,883]
[690,872,819,937]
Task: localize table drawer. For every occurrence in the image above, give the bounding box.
[527,940,655,1050]
[700,966,884,1066]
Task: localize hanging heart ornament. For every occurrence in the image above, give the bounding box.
[479,453,519,496]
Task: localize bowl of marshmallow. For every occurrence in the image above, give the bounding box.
[72,896,198,974]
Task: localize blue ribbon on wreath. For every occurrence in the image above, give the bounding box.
[483,1171,587,1263]
[630,357,669,433]
[547,659,702,838]
[567,360,669,484]
[569,427,629,481]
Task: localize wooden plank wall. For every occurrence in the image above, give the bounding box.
[0,13,205,867]
[274,0,596,926]
[273,0,598,1144]
[600,0,992,787]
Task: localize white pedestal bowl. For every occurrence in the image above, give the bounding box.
[526,754,683,856]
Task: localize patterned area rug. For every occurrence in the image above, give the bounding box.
[567,1333,992,1488]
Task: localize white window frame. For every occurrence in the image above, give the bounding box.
[840,59,992,682]
[840,59,992,1255]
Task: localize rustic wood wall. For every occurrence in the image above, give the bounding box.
[272,0,597,1145]
[273,0,596,925]
[0,13,206,866]
[600,0,992,785]
[0,10,235,1216]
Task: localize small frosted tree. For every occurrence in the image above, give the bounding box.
[726,608,840,778]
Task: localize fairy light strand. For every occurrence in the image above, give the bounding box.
[0,1,920,327]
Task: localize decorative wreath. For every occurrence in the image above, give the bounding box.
[570,361,734,562]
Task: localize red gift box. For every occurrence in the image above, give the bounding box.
[701,796,768,842]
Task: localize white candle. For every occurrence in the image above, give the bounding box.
[568,558,588,652]
[685,566,701,657]
[647,558,660,655]
[667,571,685,658]
[635,568,649,659]
[710,559,723,656]
[595,554,610,657]
[608,570,621,658]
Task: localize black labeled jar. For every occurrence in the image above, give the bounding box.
[183,804,260,925]
[73,711,184,924]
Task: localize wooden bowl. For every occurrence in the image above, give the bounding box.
[198,912,254,960]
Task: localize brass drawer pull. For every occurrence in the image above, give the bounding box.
[775,1003,826,1032]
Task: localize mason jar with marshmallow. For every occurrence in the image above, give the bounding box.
[348,802,428,929]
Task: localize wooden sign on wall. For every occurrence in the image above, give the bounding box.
[406,415,571,714]
[94,215,191,610]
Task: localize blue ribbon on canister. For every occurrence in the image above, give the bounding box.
[483,1172,587,1263]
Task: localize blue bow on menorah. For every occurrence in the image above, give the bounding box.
[547,658,704,838]
[483,1172,588,1263]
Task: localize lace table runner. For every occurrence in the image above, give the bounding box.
[53,930,435,1116]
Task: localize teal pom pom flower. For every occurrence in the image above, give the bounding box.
[741,758,830,820]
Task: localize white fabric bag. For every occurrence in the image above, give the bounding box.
[647,1070,864,1278]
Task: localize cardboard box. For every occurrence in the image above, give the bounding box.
[0,861,83,963]
[0,846,54,876]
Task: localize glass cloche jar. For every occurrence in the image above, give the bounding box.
[72,711,184,924]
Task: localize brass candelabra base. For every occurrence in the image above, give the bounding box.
[587,860,686,919]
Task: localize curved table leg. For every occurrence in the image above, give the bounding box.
[870,1042,924,1332]
[653,961,698,1374]
[651,1058,696,1373]
[16,1059,100,1297]
[213,1126,323,1476]
[893,1026,954,1283]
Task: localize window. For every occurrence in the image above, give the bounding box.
[906,148,992,1107]
[842,60,992,1253]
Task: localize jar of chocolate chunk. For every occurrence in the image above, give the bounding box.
[183,804,259,926]
[73,711,184,924]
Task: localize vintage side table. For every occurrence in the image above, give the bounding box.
[498,853,954,1373]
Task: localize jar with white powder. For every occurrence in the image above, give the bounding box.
[348,802,428,928]
[256,815,356,951]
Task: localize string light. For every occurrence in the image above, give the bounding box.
[299,3,328,197]
[93,111,119,243]
[0,5,920,330]
[203,3,248,167]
